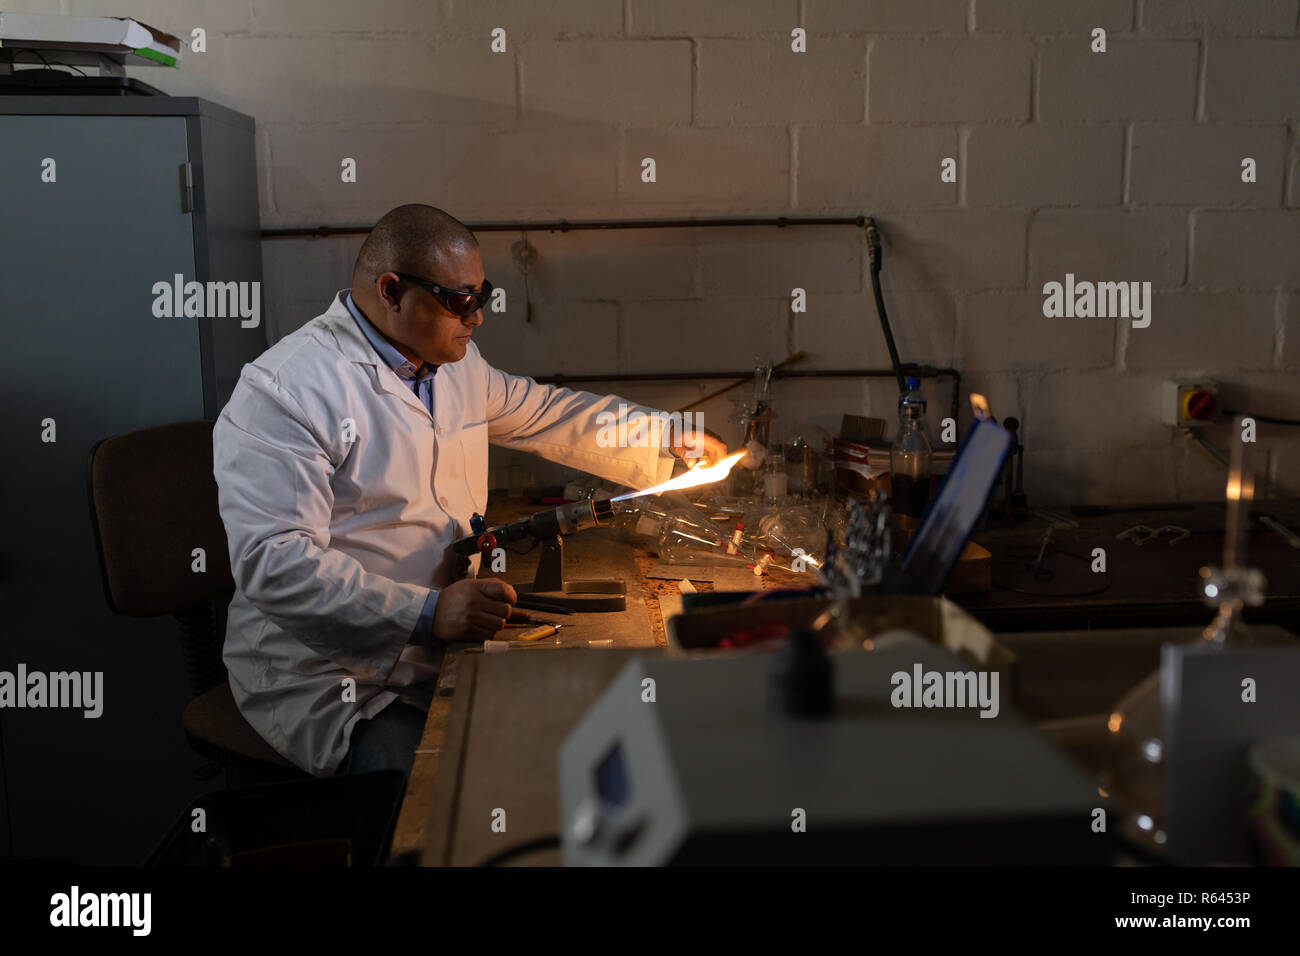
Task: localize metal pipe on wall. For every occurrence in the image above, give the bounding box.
[535,366,963,429]
[261,215,869,239]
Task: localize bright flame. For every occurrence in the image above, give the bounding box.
[612,450,747,501]
[1226,473,1255,501]
[970,393,990,421]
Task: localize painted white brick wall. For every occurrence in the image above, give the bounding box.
[1038,39,1198,120]
[1027,210,1187,286]
[699,226,861,296]
[697,37,866,124]
[799,126,960,206]
[1205,39,1300,119]
[1141,0,1299,35]
[868,38,1033,122]
[966,126,1126,206]
[1130,125,1289,205]
[1191,210,1300,287]
[18,0,1296,505]
[974,0,1135,34]
[526,39,692,125]
[1127,292,1278,370]
[628,0,796,37]
[961,291,1118,372]
[807,0,968,34]
[618,126,790,209]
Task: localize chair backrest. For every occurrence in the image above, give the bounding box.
[88,420,235,616]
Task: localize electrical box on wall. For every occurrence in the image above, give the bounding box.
[1161,380,1218,427]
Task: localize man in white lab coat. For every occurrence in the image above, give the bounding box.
[213,204,724,777]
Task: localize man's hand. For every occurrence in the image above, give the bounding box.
[670,427,729,467]
[433,578,518,642]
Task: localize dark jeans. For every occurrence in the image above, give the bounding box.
[339,701,426,779]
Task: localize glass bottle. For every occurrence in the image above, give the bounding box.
[889,377,933,519]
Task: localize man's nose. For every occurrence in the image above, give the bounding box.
[465,308,484,327]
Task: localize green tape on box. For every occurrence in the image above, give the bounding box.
[132,47,177,67]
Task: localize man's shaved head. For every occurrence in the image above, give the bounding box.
[354,203,478,283]
[349,204,487,368]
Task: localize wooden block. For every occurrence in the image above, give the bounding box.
[893,524,992,594]
[945,540,992,594]
[658,594,684,628]
[713,567,763,592]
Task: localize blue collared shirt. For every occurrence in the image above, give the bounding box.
[343,291,441,645]
[343,291,438,413]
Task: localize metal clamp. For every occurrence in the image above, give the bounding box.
[1116,524,1158,546]
[1034,510,1079,531]
[1259,515,1300,549]
[1117,524,1188,547]
[1154,525,1190,546]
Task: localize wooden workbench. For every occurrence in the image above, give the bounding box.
[389,497,1300,864]
[389,498,799,863]
[407,649,648,866]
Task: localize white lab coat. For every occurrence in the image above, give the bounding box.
[212,292,674,775]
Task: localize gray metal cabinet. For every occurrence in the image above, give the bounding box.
[0,97,264,863]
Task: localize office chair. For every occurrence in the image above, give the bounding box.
[87,420,302,779]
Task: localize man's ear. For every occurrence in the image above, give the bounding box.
[376,273,403,310]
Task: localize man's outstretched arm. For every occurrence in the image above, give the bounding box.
[482,362,727,487]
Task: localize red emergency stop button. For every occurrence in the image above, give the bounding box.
[1182,390,1216,421]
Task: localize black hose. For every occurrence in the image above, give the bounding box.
[1222,409,1300,427]
[476,834,561,867]
[865,219,907,395]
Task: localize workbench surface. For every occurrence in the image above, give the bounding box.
[955,503,1300,632]
[389,497,1300,864]
[389,498,802,862]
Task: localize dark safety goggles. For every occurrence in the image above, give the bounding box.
[392,272,494,316]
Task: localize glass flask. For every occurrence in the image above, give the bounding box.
[757,504,825,572]
[1106,422,1266,854]
[783,424,832,497]
[727,357,775,497]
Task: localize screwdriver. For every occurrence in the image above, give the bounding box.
[504,622,566,642]
[484,638,562,653]
[482,638,614,653]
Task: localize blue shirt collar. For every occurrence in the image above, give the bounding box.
[342,291,437,381]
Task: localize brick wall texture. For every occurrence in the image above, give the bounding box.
[54,0,1300,505]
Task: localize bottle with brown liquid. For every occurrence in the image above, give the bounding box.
[890,377,933,519]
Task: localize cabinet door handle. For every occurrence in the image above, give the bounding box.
[179,162,194,213]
